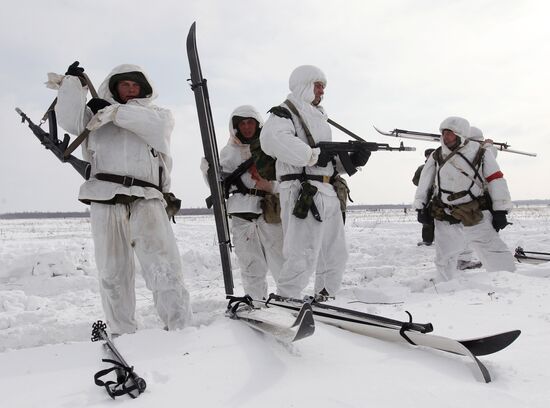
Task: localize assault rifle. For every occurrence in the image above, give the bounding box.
[205,157,254,208]
[15,107,91,179]
[317,140,416,176]
[373,126,537,157]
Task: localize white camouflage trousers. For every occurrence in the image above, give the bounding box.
[90,198,192,335]
[231,215,284,299]
[277,184,348,298]
[434,210,516,280]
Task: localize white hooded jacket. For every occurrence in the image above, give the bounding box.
[414,119,512,212]
[260,65,338,196]
[219,105,271,215]
[56,64,174,203]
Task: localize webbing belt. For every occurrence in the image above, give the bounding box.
[280,173,333,184]
[95,173,161,191]
[230,188,268,198]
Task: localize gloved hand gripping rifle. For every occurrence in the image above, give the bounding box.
[323,118,416,175]
[317,140,416,176]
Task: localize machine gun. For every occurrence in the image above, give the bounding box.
[205,157,255,208]
[15,107,91,179]
[317,140,415,176]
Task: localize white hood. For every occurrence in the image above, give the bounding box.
[97,64,157,104]
[468,126,484,141]
[439,116,470,153]
[288,65,327,104]
[228,105,264,143]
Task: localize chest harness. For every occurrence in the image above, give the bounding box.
[432,141,487,204]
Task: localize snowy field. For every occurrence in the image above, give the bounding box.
[1,206,549,407]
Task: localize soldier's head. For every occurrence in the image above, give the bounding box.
[289,65,327,106]
[108,71,152,103]
[233,116,260,142]
[439,116,470,150]
[229,105,264,144]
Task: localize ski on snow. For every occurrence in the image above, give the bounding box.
[514,246,550,264]
[227,295,315,343]
[263,294,520,383]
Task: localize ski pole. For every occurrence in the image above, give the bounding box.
[91,321,146,399]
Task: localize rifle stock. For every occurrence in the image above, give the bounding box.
[16,107,91,179]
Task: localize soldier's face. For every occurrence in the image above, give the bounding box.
[237,118,258,139]
[116,80,141,103]
[312,81,325,106]
[442,129,459,148]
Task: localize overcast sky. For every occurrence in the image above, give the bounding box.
[1,0,548,213]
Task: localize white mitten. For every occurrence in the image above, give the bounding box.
[44,72,65,90]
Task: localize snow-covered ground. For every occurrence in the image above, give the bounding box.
[1,207,549,407]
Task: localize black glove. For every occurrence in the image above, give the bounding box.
[65,61,85,78]
[350,148,371,167]
[417,209,433,225]
[87,98,111,114]
[491,210,509,232]
[316,146,332,167]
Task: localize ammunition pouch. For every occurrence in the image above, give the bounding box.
[332,174,351,212]
[430,197,461,225]
[430,195,486,226]
[163,192,181,223]
[479,191,493,212]
[292,182,321,221]
[450,199,483,227]
[261,193,282,224]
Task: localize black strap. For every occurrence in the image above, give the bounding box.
[309,198,322,222]
[94,359,142,399]
[434,141,486,203]
[280,173,334,184]
[284,99,316,147]
[268,105,292,119]
[398,311,417,346]
[229,188,268,198]
[226,295,255,318]
[95,173,161,191]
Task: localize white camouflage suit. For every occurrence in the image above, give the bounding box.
[414,117,516,281]
[55,64,192,334]
[260,65,349,298]
[219,105,284,300]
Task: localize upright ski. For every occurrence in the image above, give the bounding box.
[263,294,520,383]
[186,22,234,295]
